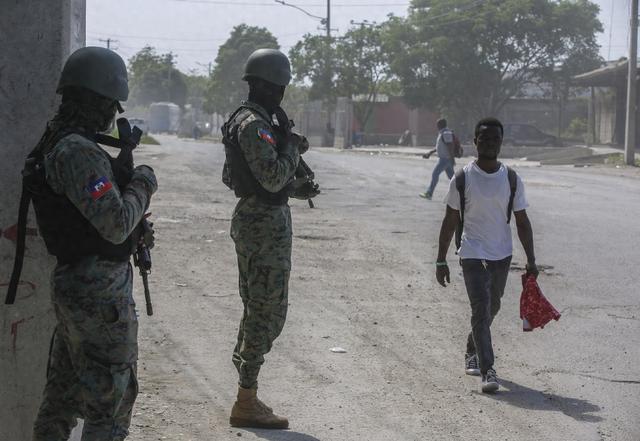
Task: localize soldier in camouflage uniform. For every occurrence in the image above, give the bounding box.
[30,47,157,440]
[222,49,308,429]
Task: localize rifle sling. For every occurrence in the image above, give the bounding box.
[5,184,33,304]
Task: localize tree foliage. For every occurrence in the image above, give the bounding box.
[289,35,336,102]
[281,84,310,124]
[204,24,279,115]
[336,24,392,129]
[385,0,603,121]
[183,72,209,109]
[128,46,187,107]
[290,24,392,128]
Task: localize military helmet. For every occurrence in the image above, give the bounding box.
[242,48,291,86]
[57,46,129,101]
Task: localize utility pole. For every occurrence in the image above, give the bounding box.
[324,0,333,145]
[196,61,212,76]
[625,0,638,165]
[326,0,331,39]
[98,37,117,49]
[274,0,335,144]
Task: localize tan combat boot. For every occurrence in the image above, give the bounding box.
[229,386,289,429]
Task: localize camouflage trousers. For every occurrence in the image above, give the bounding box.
[33,258,138,441]
[230,199,292,389]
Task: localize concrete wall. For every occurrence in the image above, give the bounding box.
[0,1,85,439]
[352,97,438,146]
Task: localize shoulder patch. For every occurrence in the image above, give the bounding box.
[87,176,113,201]
[257,127,276,146]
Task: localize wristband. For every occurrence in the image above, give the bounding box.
[435,261,448,267]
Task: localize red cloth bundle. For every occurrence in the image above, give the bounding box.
[519,274,561,331]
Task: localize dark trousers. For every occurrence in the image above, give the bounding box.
[461,256,512,374]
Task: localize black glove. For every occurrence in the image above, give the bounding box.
[141,220,155,250]
[292,133,309,155]
[289,178,320,200]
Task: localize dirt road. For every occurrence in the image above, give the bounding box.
[119,135,639,441]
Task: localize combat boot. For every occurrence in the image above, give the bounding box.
[229,386,289,429]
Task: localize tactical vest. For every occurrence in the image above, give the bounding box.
[26,128,134,264]
[221,104,289,206]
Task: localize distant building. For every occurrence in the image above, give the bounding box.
[572,59,640,145]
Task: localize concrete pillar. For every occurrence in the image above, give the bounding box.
[587,87,596,146]
[1,2,85,440]
[408,108,419,147]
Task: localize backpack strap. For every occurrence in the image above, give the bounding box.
[454,168,466,251]
[453,165,517,253]
[506,166,517,224]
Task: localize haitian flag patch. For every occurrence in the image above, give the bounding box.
[87,176,113,201]
[257,128,276,146]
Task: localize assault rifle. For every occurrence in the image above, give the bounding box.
[97,118,154,316]
[273,107,320,208]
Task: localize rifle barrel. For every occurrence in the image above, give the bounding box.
[141,271,153,316]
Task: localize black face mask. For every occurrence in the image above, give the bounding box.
[56,87,118,133]
[248,79,285,114]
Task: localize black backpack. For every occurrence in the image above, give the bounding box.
[454,165,518,251]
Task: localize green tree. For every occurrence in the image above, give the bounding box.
[204,24,279,115]
[184,71,209,109]
[281,84,310,123]
[387,0,603,122]
[128,46,187,107]
[289,34,336,102]
[336,24,392,129]
[290,24,392,129]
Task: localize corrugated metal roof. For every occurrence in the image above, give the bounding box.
[572,59,640,87]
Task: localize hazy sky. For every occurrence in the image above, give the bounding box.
[87,0,632,75]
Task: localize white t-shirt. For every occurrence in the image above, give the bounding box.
[445,162,529,260]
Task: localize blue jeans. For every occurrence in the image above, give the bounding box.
[426,157,454,195]
[461,256,512,373]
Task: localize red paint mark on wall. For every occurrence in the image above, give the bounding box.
[10,316,35,352]
[1,223,38,243]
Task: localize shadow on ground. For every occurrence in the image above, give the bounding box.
[241,429,322,441]
[479,378,602,422]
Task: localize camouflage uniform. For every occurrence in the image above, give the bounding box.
[32,133,156,441]
[228,102,300,389]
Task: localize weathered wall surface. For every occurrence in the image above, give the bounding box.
[0,1,85,439]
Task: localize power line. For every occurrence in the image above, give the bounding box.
[168,0,409,5]
[89,32,227,42]
[98,38,118,49]
[87,30,312,43]
[274,0,325,20]
[414,0,488,22]
[106,44,217,54]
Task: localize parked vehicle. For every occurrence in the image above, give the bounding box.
[503,123,560,147]
[128,118,148,135]
[149,102,181,134]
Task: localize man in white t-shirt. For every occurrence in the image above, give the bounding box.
[434,117,538,393]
